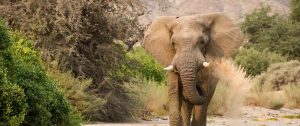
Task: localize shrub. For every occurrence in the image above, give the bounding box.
[127,47,166,83]
[247,61,300,109]
[233,48,287,76]
[241,6,300,60]
[0,1,144,122]
[254,60,300,90]
[246,82,285,109]
[241,6,278,43]
[290,0,300,22]
[0,22,81,126]
[45,60,106,120]
[0,21,27,126]
[125,77,168,119]
[283,84,300,108]
[0,84,27,126]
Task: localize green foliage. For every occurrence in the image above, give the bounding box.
[290,0,300,22]
[241,6,300,60]
[0,84,27,126]
[0,1,144,122]
[234,48,287,76]
[0,22,81,126]
[127,47,166,83]
[0,21,27,126]
[241,6,278,42]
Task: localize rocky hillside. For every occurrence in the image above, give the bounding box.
[138,0,290,26]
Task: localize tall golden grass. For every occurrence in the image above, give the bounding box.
[247,61,300,109]
[125,78,168,118]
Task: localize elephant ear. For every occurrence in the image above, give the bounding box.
[200,13,244,60]
[142,16,177,66]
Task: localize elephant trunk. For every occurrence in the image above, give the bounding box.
[177,52,206,105]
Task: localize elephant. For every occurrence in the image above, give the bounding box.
[142,13,244,126]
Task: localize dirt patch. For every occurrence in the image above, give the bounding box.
[85,106,300,126]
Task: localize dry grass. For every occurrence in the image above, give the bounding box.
[140,80,168,116]
[44,60,106,120]
[208,81,230,115]
[283,84,300,108]
[246,82,285,109]
[125,78,168,118]
[246,61,300,109]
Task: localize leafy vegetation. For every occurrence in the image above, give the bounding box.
[240,4,300,109]
[127,47,166,83]
[0,0,145,122]
[241,6,300,60]
[234,47,287,76]
[0,22,81,126]
[290,0,300,22]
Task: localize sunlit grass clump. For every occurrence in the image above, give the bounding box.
[246,61,300,109]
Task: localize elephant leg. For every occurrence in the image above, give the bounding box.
[191,105,207,126]
[168,72,182,126]
[181,98,193,126]
[192,76,217,126]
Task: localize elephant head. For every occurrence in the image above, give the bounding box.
[142,13,244,105]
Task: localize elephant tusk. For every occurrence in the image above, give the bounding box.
[164,65,174,71]
[203,62,210,67]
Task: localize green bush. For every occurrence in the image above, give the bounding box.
[241,6,278,43]
[0,83,27,126]
[127,47,166,83]
[0,21,27,126]
[233,48,287,76]
[241,6,300,60]
[0,22,81,126]
[290,0,300,22]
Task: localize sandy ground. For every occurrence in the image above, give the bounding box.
[85,106,300,126]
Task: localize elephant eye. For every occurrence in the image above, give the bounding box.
[171,38,175,46]
[201,40,205,44]
[199,37,205,44]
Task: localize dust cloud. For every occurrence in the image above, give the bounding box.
[213,59,252,116]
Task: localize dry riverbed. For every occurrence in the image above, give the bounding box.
[85,106,300,126]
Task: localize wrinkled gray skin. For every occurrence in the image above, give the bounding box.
[142,13,244,126]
